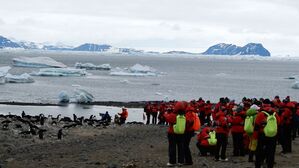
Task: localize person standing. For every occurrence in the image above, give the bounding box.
[164,101,186,167]
[183,105,195,165]
[254,104,280,168]
[118,107,128,125]
[231,106,245,156]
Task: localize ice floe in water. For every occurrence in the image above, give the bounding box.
[0,66,11,84]
[110,64,162,77]
[13,57,67,68]
[291,81,299,89]
[5,73,34,83]
[74,89,94,103]
[75,62,111,70]
[31,68,88,77]
[58,91,70,103]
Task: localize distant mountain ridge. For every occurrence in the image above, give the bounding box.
[0,35,271,56]
[202,43,270,56]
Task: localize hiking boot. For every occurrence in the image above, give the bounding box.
[177,163,183,167]
[220,158,229,162]
[166,163,175,167]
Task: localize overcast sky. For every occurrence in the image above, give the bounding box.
[0,0,298,55]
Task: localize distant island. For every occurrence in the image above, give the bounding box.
[1,35,270,56]
[202,43,271,56]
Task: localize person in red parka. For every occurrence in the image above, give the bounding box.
[164,101,186,167]
[214,108,231,161]
[254,99,280,168]
[196,126,215,156]
[231,105,245,156]
[183,105,195,165]
[279,99,293,154]
[118,107,128,125]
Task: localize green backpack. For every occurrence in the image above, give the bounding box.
[208,131,217,145]
[244,116,254,134]
[262,111,277,137]
[174,114,186,134]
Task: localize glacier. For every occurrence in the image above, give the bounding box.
[74,88,94,103]
[5,73,35,83]
[31,68,88,77]
[75,62,111,70]
[110,64,160,77]
[13,57,67,68]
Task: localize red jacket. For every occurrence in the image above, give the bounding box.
[197,127,211,146]
[231,112,245,133]
[164,112,177,134]
[280,108,292,126]
[185,111,195,132]
[215,111,230,135]
[253,111,280,139]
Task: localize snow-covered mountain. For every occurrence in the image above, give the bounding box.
[0,35,271,56]
[202,43,271,56]
[0,36,21,48]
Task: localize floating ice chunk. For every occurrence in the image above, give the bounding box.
[215,73,229,77]
[0,66,11,84]
[74,89,94,103]
[75,62,111,70]
[155,92,162,96]
[5,73,34,83]
[31,68,88,77]
[291,81,299,89]
[120,79,129,84]
[110,64,161,77]
[71,84,81,87]
[13,57,67,68]
[58,91,70,103]
[129,64,156,73]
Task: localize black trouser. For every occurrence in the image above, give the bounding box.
[152,113,157,124]
[281,124,292,153]
[168,133,184,164]
[196,142,215,156]
[255,134,277,168]
[215,133,228,160]
[183,132,194,164]
[292,120,299,139]
[120,117,126,125]
[146,113,151,125]
[232,132,245,156]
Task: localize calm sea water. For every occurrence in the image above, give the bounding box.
[1,50,299,103]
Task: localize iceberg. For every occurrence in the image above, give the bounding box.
[110,64,160,77]
[5,73,34,83]
[291,81,299,89]
[13,57,67,68]
[75,62,111,70]
[74,89,94,103]
[58,91,70,103]
[31,68,88,77]
[0,66,11,84]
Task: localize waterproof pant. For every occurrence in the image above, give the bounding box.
[168,133,184,164]
[281,124,292,153]
[196,143,216,156]
[232,132,245,156]
[183,132,194,164]
[152,113,157,124]
[146,113,151,125]
[255,134,276,168]
[215,133,228,160]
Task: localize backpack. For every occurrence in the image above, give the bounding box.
[193,112,201,131]
[173,114,186,134]
[208,131,217,145]
[244,116,254,134]
[262,111,278,137]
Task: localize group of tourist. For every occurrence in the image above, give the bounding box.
[144,96,299,168]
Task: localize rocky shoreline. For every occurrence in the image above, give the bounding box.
[0,101,160,108]
[1,115,299,168]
